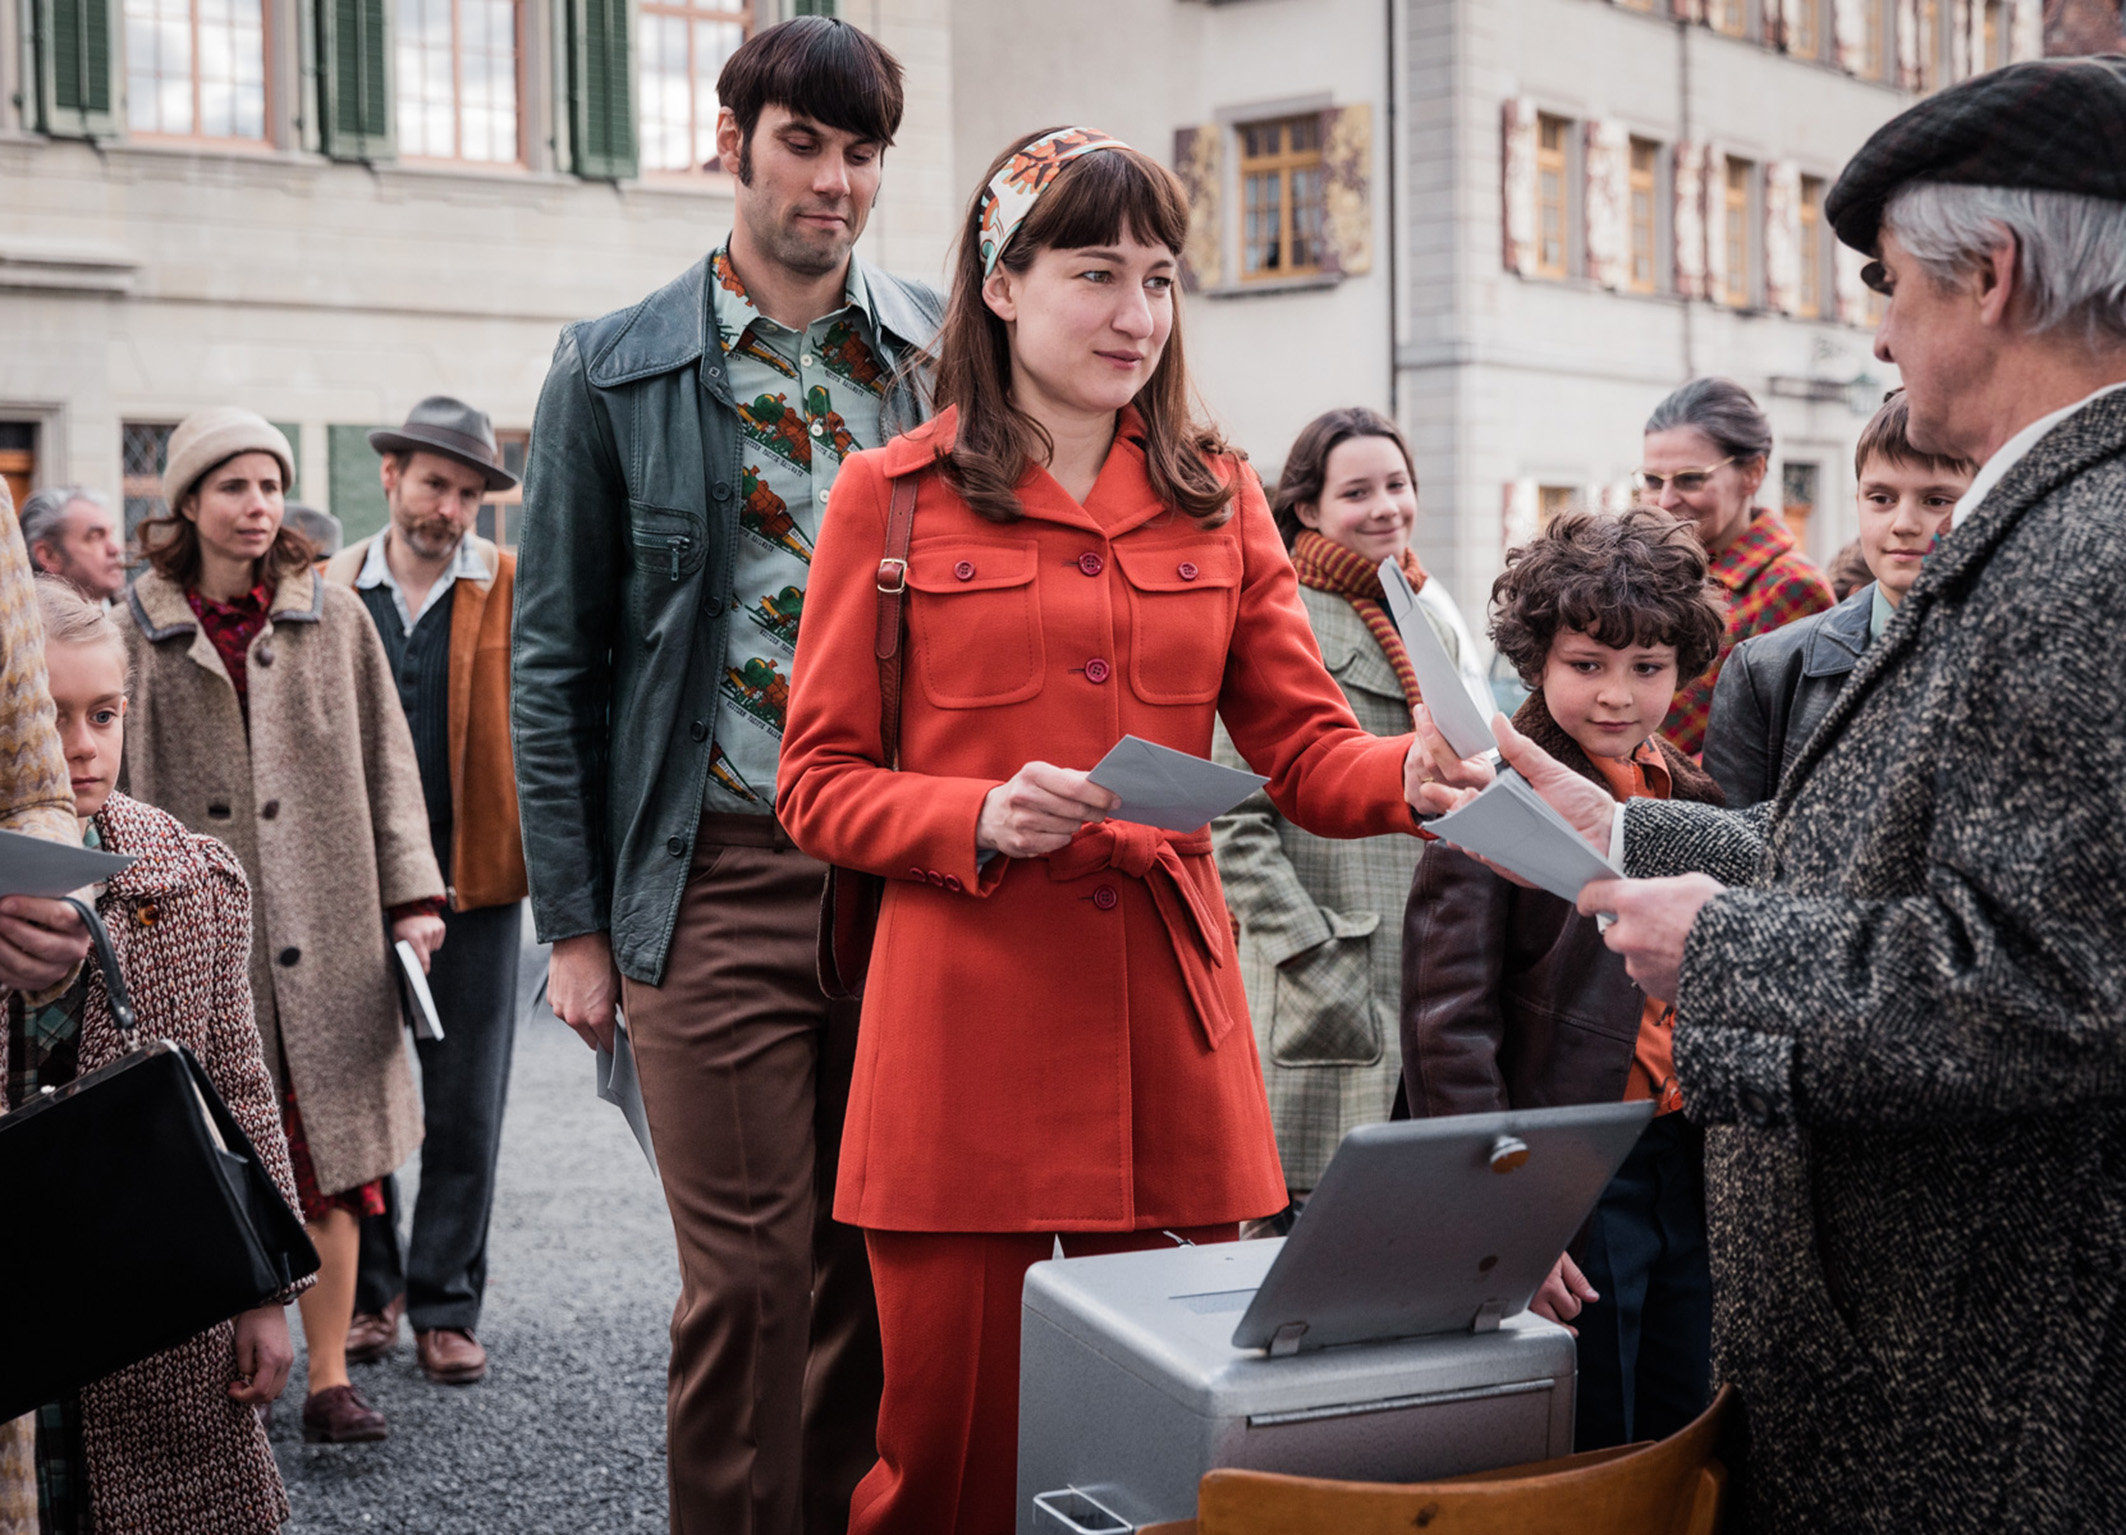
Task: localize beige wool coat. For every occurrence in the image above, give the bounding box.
[1212,584,1453,1190]
[118,565,442,1194]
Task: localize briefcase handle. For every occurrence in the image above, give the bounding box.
[60,895,135,1035]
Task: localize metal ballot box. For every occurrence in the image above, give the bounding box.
[1016,1101,1655,1534]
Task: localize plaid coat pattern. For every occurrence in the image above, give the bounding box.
[0,792,307,1534]
[1212,586,1440,1188]
[1663,512,1832,759]
[1620,389,2126,1531]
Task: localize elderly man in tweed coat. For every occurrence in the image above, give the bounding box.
[1415,58,2126,1531]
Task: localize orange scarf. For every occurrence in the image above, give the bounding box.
[1289,530,1431,715]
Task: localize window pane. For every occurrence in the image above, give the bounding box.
[395,0,523,162]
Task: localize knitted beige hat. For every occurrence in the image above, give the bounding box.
[160,407,296,511]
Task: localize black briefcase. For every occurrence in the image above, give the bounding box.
[0,898,320,1419]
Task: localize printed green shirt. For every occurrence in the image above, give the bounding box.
[703,240,892,812]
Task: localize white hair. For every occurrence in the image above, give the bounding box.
[1882,182,2126,346]
[19,484,110,553]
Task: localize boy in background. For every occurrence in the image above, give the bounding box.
[1400,506,1727,1450]
[1704,393,1974,808]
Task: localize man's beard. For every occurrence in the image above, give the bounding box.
[397,516,465,559]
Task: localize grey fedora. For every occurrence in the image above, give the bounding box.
[368,396,519,491]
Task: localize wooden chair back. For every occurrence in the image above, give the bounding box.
[1159,1383,1735,1535]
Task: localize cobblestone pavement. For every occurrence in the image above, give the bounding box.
[274,926,677,1532]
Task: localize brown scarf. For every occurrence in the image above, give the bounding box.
[1290,530,1430,714]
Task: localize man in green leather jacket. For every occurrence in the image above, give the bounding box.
[510,18,940,1534]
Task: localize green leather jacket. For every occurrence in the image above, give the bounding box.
[512,254,942,983]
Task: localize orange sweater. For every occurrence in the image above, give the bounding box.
[1590,741,1683,1114]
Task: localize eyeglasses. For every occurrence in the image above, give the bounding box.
[1632,457,1736,497]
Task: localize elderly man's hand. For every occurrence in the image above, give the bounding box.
[0,895,92,994]
[1411,711,1622,875]
[1577,874,1725,1001]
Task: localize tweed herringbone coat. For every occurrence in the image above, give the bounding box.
[1624,388,2126,1532]
[119,566,441,1194]
[1,792,309,1534]
[1211,585,1449,1189]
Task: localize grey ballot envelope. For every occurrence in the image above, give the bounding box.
[1231,1099,1656,1353]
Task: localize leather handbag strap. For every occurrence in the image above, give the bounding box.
[60,895,134,1034]
[874,473,919,768]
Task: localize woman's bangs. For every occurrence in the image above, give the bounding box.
[1017,148,1190,259]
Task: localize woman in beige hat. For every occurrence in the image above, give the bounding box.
[118,407,447,1444]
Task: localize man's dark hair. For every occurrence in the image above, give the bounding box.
[715,16,904,178]
[1490,506,1727,688]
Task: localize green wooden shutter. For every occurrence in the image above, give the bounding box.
[327,424,391,544]
[792,0,838,15]
[318,0,394,161]
[568,0,636,180]
[34,0,120,139]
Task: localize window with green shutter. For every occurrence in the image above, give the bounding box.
[568,0,636,180]
[792,0,836,14]
[34,0,120,139]
[318,0,394,160]
[328,425,392,544]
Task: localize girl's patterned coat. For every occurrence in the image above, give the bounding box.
[1,792,307,1534]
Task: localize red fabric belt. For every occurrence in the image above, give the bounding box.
[1046,822,1236,1051]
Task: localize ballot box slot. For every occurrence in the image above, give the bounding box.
[1246,1376,1554,1429]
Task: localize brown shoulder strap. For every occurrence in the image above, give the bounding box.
[873,473,919,769]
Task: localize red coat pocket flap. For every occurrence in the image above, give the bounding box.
[1112,541,1242,593]
[906,541,1041,593]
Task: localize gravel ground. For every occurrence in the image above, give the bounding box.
[273,926,677,1532]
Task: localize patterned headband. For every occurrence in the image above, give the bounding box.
[977,126,1133,276]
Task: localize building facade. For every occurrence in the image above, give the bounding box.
[0,0,956,543]
[951,0,2046,641]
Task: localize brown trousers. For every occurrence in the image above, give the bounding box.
[621,819,881,1535]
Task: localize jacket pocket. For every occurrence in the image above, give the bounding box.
[1115,541,1241,705]
[906,540,1045,709]
[1268,910,1385,1067]
[628,501,707,582]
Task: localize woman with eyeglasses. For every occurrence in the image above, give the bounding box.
[1636,378,1834,758]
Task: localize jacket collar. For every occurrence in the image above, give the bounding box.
[878,405,1176,537]
[586,253,940,397]
[324,532,498,593]
[93,792,209,899]
[126,564,323,640]
[1799,586,1874,680]
[1778,386,2126,808]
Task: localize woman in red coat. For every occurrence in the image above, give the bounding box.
[778,127,1435,1534]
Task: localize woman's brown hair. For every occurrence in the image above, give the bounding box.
[1270,406,1415,549]
[138,453,314,589]
[929,128,1235,525]
[1490,506,1727,687]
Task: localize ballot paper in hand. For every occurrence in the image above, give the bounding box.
[596,1013,658,1176]
[394,940,444,1041]
[1379,561,1498,761]
[1087,735,1268,833]
[0,828,134,898]
[1425,768,1622,905]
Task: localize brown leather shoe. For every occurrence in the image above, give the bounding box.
[417,1327,488,1385]
[345,1295,404,1365]
[301,1383,388,1443]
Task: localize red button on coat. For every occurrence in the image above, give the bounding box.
[1077,552,1104,576]
[1084,658,1111,684]
[1177,561,1200,581]
[954,560,976,581]
[1092,885,1119,911]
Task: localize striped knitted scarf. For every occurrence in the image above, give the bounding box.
[1289,530,1430,714]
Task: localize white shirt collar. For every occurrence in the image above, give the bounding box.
[1953,379,2126,528]
[354,528,487,634]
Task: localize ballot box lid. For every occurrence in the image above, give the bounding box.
[1231,1099,1654,1354]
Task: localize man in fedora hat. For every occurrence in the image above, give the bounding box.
[1413,55,2126,1531]
[326,395,529,1387]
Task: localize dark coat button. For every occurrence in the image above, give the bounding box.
[667,836,686,857]
[1077,552,1104,576]
[690,719,709,742]
[1084,658,1111,684]
[254,643,274,667]
[133,902,160,927]
[259,799,280,820]
[1177,561,1200,581]
[1092,885,1119,911]
[277,946,301,966]
[954,560,976,581]
[207,801,232,820]
[713,481,733,501]
[1738,1087,1773,1126]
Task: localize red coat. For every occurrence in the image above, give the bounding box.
[779,408,1417,1232]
